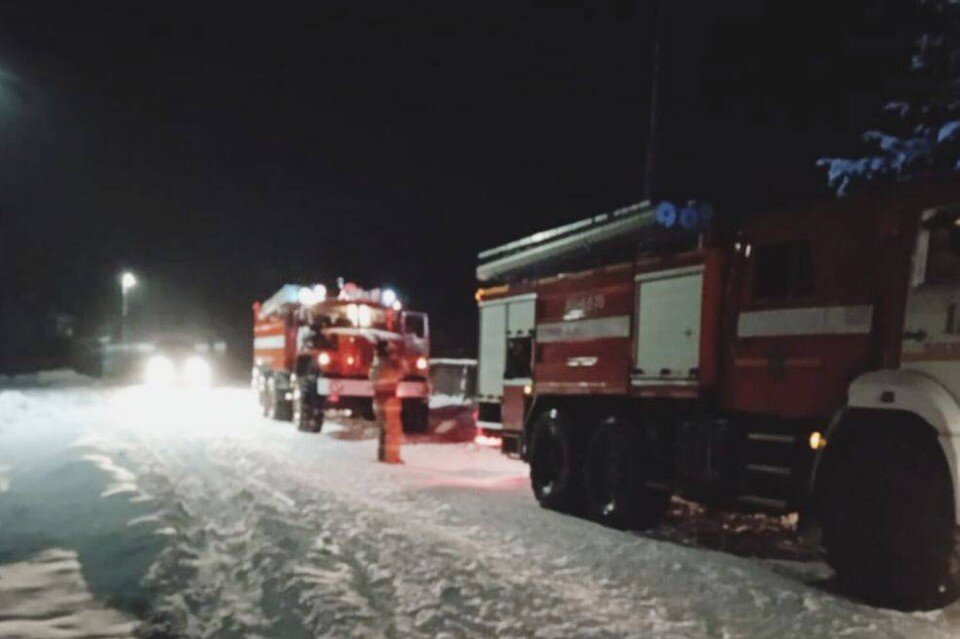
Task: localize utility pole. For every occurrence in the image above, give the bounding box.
[643,0,666,202]
[120,271,137,342]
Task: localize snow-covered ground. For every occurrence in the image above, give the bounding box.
[2,375,960,638]
[0,549,138,638]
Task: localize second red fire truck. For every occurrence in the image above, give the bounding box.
[252,282,430,433]
[476,182,960,609]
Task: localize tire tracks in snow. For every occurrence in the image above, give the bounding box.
[77,390,960,639]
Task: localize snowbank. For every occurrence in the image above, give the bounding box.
[0,368,94,389]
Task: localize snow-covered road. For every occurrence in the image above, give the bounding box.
[2,376,960,638]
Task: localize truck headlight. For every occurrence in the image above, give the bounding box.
[318,351,331,367]
[415,356,428,371]
[809,431,827,450]
[145,355,175,386]
[184,355,213,387]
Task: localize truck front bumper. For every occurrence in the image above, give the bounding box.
[396,381,429,399]
[316,378,429,399]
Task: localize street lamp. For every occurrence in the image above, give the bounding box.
[120,271,137,342]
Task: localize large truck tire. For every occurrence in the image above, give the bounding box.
[401,398,429,433]
[359,398,376,421]
[265,376,293,422]
[818,417,960,610]
[257,375,271,418]
[293,375,324,433]
[264,377,279,419]
[583,418,670,530]
[529,410,583,513]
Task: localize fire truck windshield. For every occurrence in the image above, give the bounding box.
[321,302,391,330]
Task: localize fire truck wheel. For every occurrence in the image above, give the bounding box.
[819,418,960,609]
[401,398,429,433]
[258,382,271,418]
[583,418,670,530]
[529,410,583,514]
[266,377,292,422]
[264,379,278,419]
[293,380,324,433]
[360,401,376,421]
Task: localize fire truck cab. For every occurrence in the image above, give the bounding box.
[252,283,430,433]
[476,182,960,609]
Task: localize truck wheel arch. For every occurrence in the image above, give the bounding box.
[816,369,960,525]
[521,396,617,458]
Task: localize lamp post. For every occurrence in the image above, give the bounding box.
[120,271,137,342]
[643,0,666,201]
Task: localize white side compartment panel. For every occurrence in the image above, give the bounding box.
[635,268,703,381]
[478,303,507,399]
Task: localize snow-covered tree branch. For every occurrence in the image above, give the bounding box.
[819,0,960,195]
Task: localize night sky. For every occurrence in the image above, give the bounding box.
[0,1,910,366]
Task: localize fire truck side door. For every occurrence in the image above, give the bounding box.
[401,311,429,355]
[902,205,960,398]
[478,302,507,402]
[505,297,535,380]
[633,266,704,383]
[723,221,878,418]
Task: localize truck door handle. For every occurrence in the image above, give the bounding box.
[903,329,927,342]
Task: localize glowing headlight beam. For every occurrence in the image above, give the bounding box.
[184,355,213,388]
[358,304,373,328]
[381,288,397,307]
[144,354,175,386]
[121,271,138,291]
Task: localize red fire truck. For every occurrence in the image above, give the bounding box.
[476,182,960,608]
[252,282,430,433]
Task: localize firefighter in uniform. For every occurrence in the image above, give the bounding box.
[370,338,404,463]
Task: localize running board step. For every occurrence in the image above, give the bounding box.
[746,463,792,477]
[746,433,796,445]
[738,494,789,510]
[644,480,670,491]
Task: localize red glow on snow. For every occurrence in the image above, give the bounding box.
[419,474,528,491]
[474,432,502,448]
